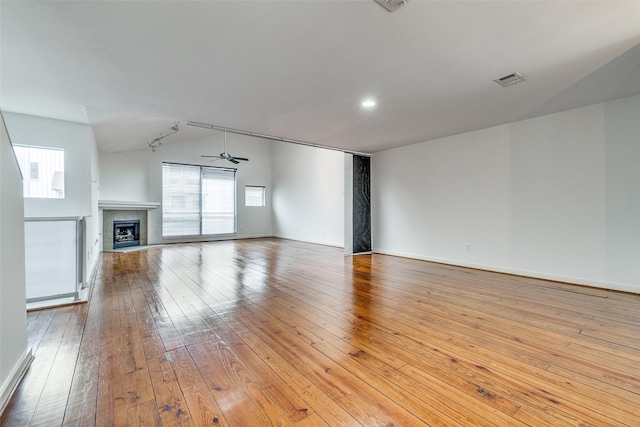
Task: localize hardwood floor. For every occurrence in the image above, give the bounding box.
[2,238,639,426]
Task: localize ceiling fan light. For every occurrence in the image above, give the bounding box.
[201,131,250,164]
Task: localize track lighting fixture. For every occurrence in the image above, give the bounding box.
[148,121,180,151]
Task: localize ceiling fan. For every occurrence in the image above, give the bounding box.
[201,131,249,165]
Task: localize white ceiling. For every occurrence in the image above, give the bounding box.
[1,1,639,154]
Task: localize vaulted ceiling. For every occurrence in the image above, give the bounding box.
[1,1,639,154]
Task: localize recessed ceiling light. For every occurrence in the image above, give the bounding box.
[362,99,376,108]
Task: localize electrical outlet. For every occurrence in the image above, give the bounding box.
[465,243,471,252]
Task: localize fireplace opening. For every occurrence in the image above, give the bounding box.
[113,220,140,249]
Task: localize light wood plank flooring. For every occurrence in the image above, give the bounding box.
[2,238,639,426]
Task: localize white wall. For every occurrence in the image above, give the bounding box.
[99,133,273,244]
[0,113,31,413]
[372,94,640,293]
[4,113,101,287]
[271,142,344,247]
[85,131,101,282]
[602,95,640,288]
[3,113,93,218]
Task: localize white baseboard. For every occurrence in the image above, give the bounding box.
[145,233,274,246]
[236,234,275,240]
[373,249,640,294]
[0,348,33,416]
[272,234,344,249]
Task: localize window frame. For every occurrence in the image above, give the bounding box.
[13,144,65,199]
[245,185,266,207]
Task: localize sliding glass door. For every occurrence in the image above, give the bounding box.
[162,163,236,237]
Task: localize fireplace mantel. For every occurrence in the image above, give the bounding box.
[99,200,160,210]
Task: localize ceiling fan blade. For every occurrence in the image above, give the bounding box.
[201,155,222,158]
[229,158,240,164]
[232,157,249,161]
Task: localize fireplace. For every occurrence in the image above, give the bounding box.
[113,220,140,249]
[101,208,149,252]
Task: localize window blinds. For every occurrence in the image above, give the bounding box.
[245,185,266,207]
[162,163,236,237]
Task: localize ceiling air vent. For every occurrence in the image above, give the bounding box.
[374,0,407,12]
[494,72,527,87]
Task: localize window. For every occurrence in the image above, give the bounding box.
[245,185,266,207]
[162,163,236,237]
[30,162,39,180]
[13,145,65,198]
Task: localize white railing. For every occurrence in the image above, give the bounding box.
[24,217,83,303]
